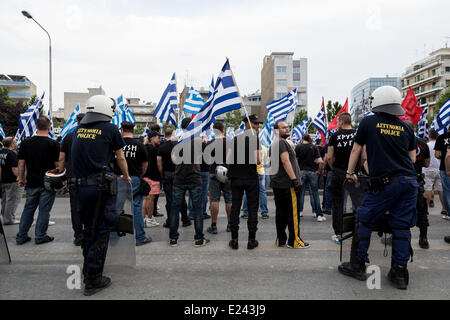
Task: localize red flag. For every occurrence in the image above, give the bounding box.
[328,98,349,131]
[399,87,422,125]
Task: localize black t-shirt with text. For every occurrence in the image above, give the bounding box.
[121,137,148,177]
[72,122,125,178]
[18,136,60,188]
[415,137,430,174]
[0,148,19,184]
[144,144,161,181]
[295,143,320,172]
[354,114,416,177]
[157,140,177,173]
[227,131,260,180]
[435,132,450,171]
[329,129,356,171]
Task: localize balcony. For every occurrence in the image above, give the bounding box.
[402,74,441,90]
[8,92,31,99]
[415,86,444,98]
[0,79,31,87]
[403,60,442,78]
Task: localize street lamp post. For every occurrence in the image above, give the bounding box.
[22,10,52,117]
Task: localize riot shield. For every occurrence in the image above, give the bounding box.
[107,179,136,267]
[0,219,12,264]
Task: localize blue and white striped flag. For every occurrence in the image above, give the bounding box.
[0,124,5,138]
[417,105,429,140]
[235,121,246,136]
[431,99,450,135]
[311,99,328,144]
[266,89,297,123]
[141,123,150,137]
[292,118,308,143]
[59,105,80,140]
[16,92,45,144]
[183,87,204,115]
[179,60,242,143]
[154,73,177,127]
[226,127,235,139]
[124,105,136,123]
[259,111,275,148]
[47,108,55,140]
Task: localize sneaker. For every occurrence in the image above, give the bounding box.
[182,220,192,227]
[145,217,160,228]
[169,239,178,247]
[276,239,286,247]
[207,226,218,234]
[163,222,169,228]
[226,224,231,232]
[194,238,210,247]
[317,216,326,222]
[261,215,269,220]
[241,214,248,219]
[136,237,152,247]
[229,239,238,250]
[387,262,409,290]
[331,235,341,244]
[338,256,367,281]
[287,240,310,249]
[35,235,54,245]
[247,239,259,250]
[16,236,32,245]
[429,200,434,208]
[84,276,112,296]
[3,219,20,225]
[444,236,450,244]
[419,237,429,249]
[442,211,449,220]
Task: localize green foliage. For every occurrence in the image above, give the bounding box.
[326,100,342,121]
[134,123,145,135]
[435,87,450,115]
[0,87,27,136]
[293,109,308,127]
[224,110,243,129]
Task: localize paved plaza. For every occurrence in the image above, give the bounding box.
[1,194,450,300]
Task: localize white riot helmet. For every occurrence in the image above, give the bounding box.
[81,95,116,124]
[370,86,405,116]
[215,165,228,183]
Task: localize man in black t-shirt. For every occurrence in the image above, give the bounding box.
[58,113,85,245]
[0,137,21,225]
[295,134,325,221]
[150,124,163,218]
[328,113,356,242]
[270,121,309,249]
[16,116,60,245]
[227,114,262,250]
[435,131,450,225]
[116,122,151,246]
[157,127,190,228]
[338,86,418,290]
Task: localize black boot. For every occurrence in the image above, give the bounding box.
[338,256,367,281]
[419,236,429,249]
[84,275,112,296]
[387,261,409,290]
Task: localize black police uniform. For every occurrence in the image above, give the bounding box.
[414,138,430,244]
[71,121,125,286]
[228,130,260,243]
[328,128,356,236]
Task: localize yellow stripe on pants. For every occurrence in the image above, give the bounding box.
[291,188,305,248]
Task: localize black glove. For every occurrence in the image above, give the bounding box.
[291,179,302,193]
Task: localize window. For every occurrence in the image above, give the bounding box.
[293,67,300,73]
[276,66,287,73]
[276,79,287,86]
[446,67,450,73]
[432,69,436,76]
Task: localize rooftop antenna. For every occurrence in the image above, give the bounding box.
[445,36,450,48]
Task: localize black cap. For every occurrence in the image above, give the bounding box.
[148,130,163,139]
[121,122,135,130]
[243,114,263,124]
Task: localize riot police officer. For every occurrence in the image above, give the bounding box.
[338,86,418,290]
[71,95,131,296]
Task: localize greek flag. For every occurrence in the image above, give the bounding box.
[16,92,45,144]
[179,60,242,143]
[311,99,328,144]
[47,108,55,140]
[235,121,246,136]
[417,105,429,139]
[124,105,136,123]
[183,87,204,115]
[226,127,235,139]
[154,73,177,127]
[0,124,5,138]
[266,89,297,123]
[292,118,308,143]
[59,105,81,140]
[141,123,150,137]
[259,111,275,148]
[431,99,450,135]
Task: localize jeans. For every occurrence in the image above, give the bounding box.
[16,187,56,243]
[162,172,189,224]
[243,174,268,216]
[1,182,21,224]
[323,171,332,212]
[170,184,203,240]
[440,170,450,214]
[189,172,210,218]
[116,176,147,244]
[299,170,323,216]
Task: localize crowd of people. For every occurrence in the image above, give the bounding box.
[1,87,450,295]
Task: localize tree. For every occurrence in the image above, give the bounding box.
[0,88,27,136]
[435,87,450,116]
[293,109,308,127]
[224,110,243,129]
[326,100,343,122]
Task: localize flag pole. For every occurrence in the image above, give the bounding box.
[226,57,255,136]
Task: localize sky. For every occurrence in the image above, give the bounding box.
[1,0,449,117]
